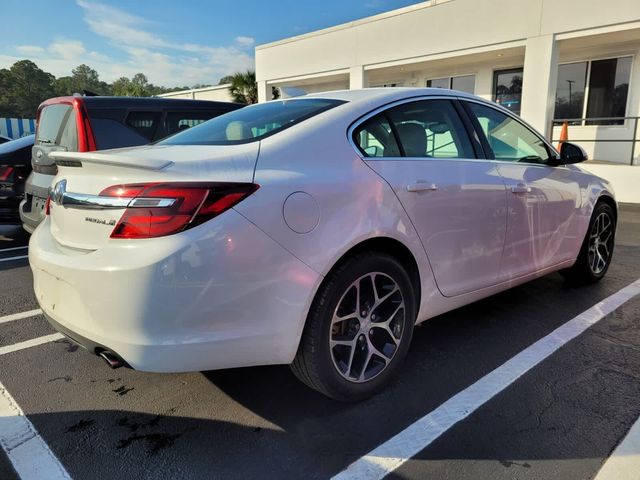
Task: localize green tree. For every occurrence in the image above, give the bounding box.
[0,60,55,118]
[228,70,258,104]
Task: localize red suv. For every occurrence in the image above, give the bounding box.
[20,95,243,232]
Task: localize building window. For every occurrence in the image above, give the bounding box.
[554,56,632,125]
[554,62,587,122]
[493,68,523,115]
[372,82,405,88]
[426,75,475,94]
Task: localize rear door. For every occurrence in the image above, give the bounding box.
[463,101,582,279]
[355,98,508,297]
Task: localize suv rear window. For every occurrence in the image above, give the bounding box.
[125,111,161,141]
[165,111,220,134]
[36,104,78,151]
[160,99,345,146]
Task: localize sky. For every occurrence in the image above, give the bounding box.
[0,0,421,87]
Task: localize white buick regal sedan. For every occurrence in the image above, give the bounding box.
[30,88,616,401]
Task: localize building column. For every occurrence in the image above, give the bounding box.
[257,80,270,103]
[520,34,558,137]
[349,65,369,90]
[475,65,494,101]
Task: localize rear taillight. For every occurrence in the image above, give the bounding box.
[45,196,51,215]
[0,166,14,181]
[99,182,259,239]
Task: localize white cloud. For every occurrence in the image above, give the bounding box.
[16,45,45,55]
[0,1,255,87]
[235,36,255,48]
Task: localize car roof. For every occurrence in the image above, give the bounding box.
[40,96,243,110]
[304,87,486,105]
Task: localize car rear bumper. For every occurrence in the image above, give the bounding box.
[29,209,321,372]
[20,171,51,232]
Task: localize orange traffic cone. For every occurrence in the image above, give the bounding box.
[557,121,568,150]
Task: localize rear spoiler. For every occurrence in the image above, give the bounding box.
[49,151,173,171]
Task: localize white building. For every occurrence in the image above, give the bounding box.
[255,0,640,167]
[158,84,234,102]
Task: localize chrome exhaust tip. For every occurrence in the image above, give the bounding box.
[99,350,123,369]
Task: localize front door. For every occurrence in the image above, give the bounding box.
[354,98,508,297]
[464,101,582,280]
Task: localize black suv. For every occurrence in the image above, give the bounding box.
[19,95,243,232]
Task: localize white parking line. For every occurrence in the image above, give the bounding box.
[0,255,28,263]
[0,334,64,356]
[594,414,640,480]
[0,246,28,253]
[0,381,71,480]
[0,309,43,325]
[332,278,640,480]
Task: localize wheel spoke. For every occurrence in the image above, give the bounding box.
[329,271,406,384]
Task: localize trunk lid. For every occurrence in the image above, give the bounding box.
[47,143,259,250]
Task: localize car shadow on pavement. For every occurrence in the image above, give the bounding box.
[200,266,639,479]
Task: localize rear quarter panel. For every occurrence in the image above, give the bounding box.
[233,104,441,324]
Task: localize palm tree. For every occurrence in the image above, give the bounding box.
[228,70,258,104]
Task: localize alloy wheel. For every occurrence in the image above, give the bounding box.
[329,272,405,383]
[588,211,614,275]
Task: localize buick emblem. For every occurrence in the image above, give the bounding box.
[51,179,67,205]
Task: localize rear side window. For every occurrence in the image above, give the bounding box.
[36,104,78,151]
[354,99,475,159]
[90,118,149,150]
[165,111,220,135]
[160,99,345,145]
[353,115,401,157]
[125,111,161,141]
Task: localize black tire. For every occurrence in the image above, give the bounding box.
[291,251,416,402]
[561,202,616,284]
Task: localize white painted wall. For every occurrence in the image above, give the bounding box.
[158,84,234,102]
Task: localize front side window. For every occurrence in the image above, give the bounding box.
[468,102,550,164]
[355,99,475,159]
[493,68,523,115]
[161,99,345,145]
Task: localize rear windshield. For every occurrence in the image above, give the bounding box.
[160,99,345,146]
[36,104,78,150]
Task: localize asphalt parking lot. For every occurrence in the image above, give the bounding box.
[1,205,639,480]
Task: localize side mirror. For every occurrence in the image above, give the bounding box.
[559,142,588,164]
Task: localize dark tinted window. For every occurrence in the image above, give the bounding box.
[165,111,220,135]
[125,111,161,141]
[493,68,523,115]
[386,100,474,158]
[160,99,345,145]
[36,104,77,150]
[554,62,587,122]
[586,57,631,125]
[91,118,149,150]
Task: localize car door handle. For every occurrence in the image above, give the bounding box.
[407,182,438,192]
[511,183,532,194]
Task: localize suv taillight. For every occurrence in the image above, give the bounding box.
[99,182,259,239]
[0,166,13,181]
